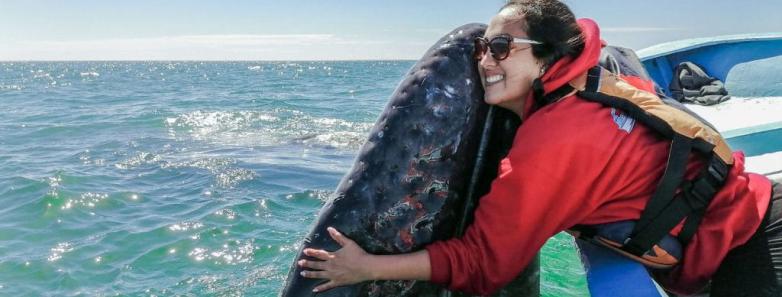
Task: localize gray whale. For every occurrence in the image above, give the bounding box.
[280,23,533,297]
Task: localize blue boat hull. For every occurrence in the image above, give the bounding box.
[638,33,782,96]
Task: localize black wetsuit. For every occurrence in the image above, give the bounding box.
[711,179,782,297]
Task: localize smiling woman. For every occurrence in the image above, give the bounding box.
[291,0,779,296]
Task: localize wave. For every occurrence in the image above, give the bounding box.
[114,152,256,189]
[165,109,372,150]
[0,84,23,91]
[80,71,100,77]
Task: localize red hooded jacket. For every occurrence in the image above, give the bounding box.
[425,19,772,295]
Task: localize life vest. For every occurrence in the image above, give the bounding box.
[537,46,733,269]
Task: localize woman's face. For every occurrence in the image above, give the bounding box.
[478,8,542,117]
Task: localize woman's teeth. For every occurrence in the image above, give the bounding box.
[486,74,504,85]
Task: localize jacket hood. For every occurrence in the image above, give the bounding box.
[522,18,603,118]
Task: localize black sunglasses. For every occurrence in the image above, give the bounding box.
[474,34,542,61]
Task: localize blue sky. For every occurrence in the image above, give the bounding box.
[1,0,780,60]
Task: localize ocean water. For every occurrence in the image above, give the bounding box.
[0,61,587,296]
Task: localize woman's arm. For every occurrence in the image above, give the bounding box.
[298,227,431,292]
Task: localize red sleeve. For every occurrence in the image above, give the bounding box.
[425,112,609,295]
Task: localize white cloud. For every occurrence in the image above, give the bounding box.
[0,34,424,61]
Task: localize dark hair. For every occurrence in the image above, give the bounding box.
[501,0,585,67]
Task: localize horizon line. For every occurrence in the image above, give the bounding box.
[0,59,420,62]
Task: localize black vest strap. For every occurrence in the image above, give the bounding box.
[533,78,575,107]
[586,66,602,92]
[622,134,693,256]
[635,134,693,231]
[677,155,729,243]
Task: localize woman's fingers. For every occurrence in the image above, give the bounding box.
[327,227,350,247]
[313,280,338,293]
[299,269,328,279]
[298,259,326,270]
[303,248,333,260]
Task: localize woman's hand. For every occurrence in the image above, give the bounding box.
[298,227,375,292]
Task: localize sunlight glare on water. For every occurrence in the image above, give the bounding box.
[0,61,586,296]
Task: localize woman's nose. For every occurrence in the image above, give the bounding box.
[478,51,498,69]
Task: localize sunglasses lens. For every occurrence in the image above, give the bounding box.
[489,38,511,60]
[474,38,488,60]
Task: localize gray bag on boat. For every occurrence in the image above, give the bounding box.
[669,61,731,106]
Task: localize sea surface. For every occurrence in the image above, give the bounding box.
[0,61,587,296]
